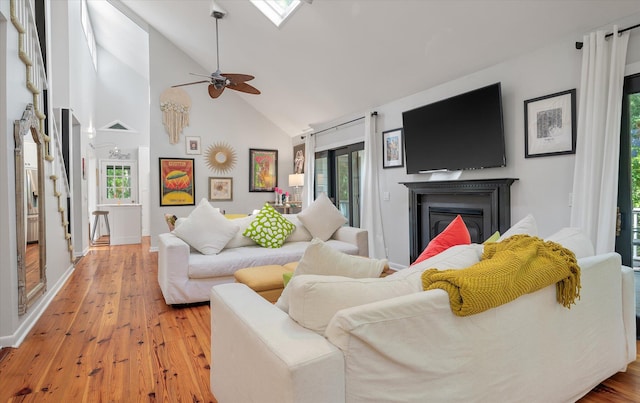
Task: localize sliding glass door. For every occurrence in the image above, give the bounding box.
[314,142,364,227]
[616,72,640,267]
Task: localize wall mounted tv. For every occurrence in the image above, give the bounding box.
[402,82,506,174]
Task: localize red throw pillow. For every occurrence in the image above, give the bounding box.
[411,215,471,266]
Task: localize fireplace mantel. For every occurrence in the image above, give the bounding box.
[402,178,518,262]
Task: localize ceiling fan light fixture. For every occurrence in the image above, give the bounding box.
[171,4,260,99]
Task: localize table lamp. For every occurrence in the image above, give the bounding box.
[288,174,304,203]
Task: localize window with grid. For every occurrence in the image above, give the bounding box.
[100,160,137,204]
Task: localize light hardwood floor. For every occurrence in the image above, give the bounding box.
[0,238,638,402]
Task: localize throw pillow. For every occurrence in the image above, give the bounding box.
[297,193,348,241]
[411,215,470,266]
[283,214,313,242]
[498,214,538,241]
[545,227,595,259]
[224,215,258,249]
[483,231,500,243]
[275,238,388,313]
[172,198,239,255]
[288,274,420,335]
[390,243,484,280]
[243,203,296,248]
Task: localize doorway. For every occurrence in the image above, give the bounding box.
[616,73,640,268]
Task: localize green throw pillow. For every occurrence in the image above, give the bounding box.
[243,203,296,248]
[283,271,293,287]
[484,231,501,244]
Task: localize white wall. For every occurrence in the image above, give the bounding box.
[0,0,99,346]
[147,27,293,249]
[373,26,640,267]
[92,44,150,235]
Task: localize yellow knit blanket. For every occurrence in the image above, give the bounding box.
[421,235,581,317]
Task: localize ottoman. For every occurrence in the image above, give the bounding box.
[234,262,298,303]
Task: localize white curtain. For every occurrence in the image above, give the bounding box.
[570,27,629,254]
[361,112,387,258]
[302,133,315,209]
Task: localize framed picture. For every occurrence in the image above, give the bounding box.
[524,89,576,158]
[159,158,195,206]
[209,177,233,201]
[249,148,278,192]
[293,143,305,174]
[185,136,201,155]
[382,128,404,168]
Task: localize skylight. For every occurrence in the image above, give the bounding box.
[250,0,301,27]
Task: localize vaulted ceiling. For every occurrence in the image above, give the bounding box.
[95,0,640,136]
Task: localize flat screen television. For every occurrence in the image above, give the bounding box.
[402,82,506,174]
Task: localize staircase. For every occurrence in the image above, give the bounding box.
[11,0,74,261]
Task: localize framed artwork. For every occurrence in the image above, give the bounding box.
[159,158,195,206]
[185,136,201,155]
[524,89,576,158]
[249,148,278,192]
[209,177,233,201]
[382,128,404,168]
[293,143,305,174]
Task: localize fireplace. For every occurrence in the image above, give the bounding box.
[402,179,517,262]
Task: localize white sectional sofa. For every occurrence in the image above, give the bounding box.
[158,224,368,305]
[158,196,369,305]
[209,226,636,402]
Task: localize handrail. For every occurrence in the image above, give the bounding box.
[50,114,70,195]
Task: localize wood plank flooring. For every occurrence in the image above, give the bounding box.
[0,238,639,402]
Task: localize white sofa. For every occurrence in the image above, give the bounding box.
[209,248,636,402]
[158,220,368,305]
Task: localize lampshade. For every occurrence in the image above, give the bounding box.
[288,173,304,187]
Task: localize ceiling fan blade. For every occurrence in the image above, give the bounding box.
[172,80,209,88]
[227,82,261,95]
[223,73,255,84]
[208,84,225,98]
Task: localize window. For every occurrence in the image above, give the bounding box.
[100,160,137,204]
[314,142,364,227]
[250,0,302,27]
[81,0,97,70]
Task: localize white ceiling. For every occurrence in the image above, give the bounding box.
[91,0,640,136]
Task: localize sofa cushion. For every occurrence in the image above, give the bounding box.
[283,214,313,242]
[243,204,296,248]
[498,214,538,241]
[298,193,348,241]
[412,215,470,266]
[172,198,239,255]
[545,227,595,259]
[275,238,387,313]
[288,274,420,334]
[225,215,258,249]
[188,240,359,279]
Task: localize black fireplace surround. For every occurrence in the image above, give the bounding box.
[402,179,517,262]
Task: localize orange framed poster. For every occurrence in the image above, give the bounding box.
[159,158,195,206]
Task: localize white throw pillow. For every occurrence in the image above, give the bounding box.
[172,198,239,255]
[498,214,538,241]
[275,238,387,312]
[283,214,313,242]
[297,193,348,241]
[389,243,484,280]
[224,215,257,249]
[545,227,595,259]
[288,274,420,335]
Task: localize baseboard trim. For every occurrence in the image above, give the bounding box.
[0,263,75,348]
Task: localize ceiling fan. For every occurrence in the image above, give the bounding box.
[172,10,260,99]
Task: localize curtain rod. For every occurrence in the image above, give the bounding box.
[575,22,640,49]
[302,111,377,139]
